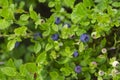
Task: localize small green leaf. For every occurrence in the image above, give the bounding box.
[61,28,70,39]
[85,72,91,80]
[0,19,11,30]
[14,59,23,69]
[79,42,85,52]
[38,0,46,3]
[49,71,59,80]
[36,52,46,64]
[14,26,27,36]
[71,3,87,23]
[98,76,103,80]
[76,29,86,36]
[112,2,120,7]
[45,43,53,51]
[20,14,29,21]
[34,42,41,54]
[0,0,9,8]
[52,24,58,32]
[1,67,17,76]
[42,28,51,37]
[100,38,106,47]
[56,57,70,64]
[25,63,37,73]
[60,66,72,76]
[20,65,27,76]
[0,7,14,19]
[83,0,94,7]
[6,59,15,68]
[48,1,55,7]
[7,39,16,51]
[29,5,38,21]
[63,0,75,8]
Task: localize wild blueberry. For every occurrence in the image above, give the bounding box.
[75,65,81,73]
[63,23,71,28]
[51,34,59,41]
[80,33,90,42]
[15,42,20,48]
[34,32,42,40]
[73,51,79,57]
[55,17,61,24]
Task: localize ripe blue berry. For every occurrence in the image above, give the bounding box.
[73,51,79,57]
[34,32,42,40]
[75,65,81,73]
[15,42,20,48]
[55,17,61,24]
[51,34,59,41]
[80,33,90,42]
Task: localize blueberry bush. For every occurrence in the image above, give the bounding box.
[0,0,120,80]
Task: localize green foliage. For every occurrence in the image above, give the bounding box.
[0,0,120,80]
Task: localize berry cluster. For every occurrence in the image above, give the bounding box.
[32,17,91,74]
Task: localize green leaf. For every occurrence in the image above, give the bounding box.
[60,66,72,76]
[20,65,27,76]
[29,5,38,21]
[42,28,51,37]
[83,0,94,7]
[76,29,86,36]
[0,0,9,8]
[45,43,53,51]
[38,0,46,3]
[34,42,41,54]
[1,67,17,76]
[7,39,16,51]
[98,76,103,80]
[20,14,29,21]
[63,0,75,8]
[36,52,46,64]
[100,38,106,48]
[48,1,55,7]
[96,0,109,10]
[79,42,85,52]
[65,46,73,57]
[61,27,70,39]
[25,63,37,73]
[6,59,15,68]
[14,59,23,69]
[14,26,27,36]
[112,2,120,7]
[81,60,87,66]
[0,4,15,19]
[85,72,91,80]
[56,57,70,64]
[54,41,60,51]
[49,71,59,80]
[52,24,58,32]
[0,19,11,30]
[71,3,87,23]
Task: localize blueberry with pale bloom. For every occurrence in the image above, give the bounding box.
[75,65,81,73]
[73,51,79,57]
[80,33,90,42]
[55,17,61,24]
[51,34,59,41]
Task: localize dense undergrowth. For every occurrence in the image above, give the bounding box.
[0,0,120,80]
